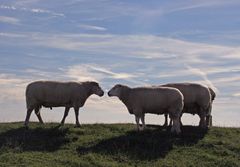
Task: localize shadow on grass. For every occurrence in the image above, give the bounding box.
[0,125,70,152]
[76,125,208,160]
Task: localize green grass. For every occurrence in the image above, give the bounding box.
[0,122,239,167]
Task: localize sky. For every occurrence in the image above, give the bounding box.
[0,0,239,127]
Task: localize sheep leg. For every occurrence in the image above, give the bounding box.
[169,114,181,126]
[198,109,207,128]
[172,117,181,134]
[140,114,146,130]
[169,109,181,134]
[34,107,43,124]
[60,107,70,125]
[206,103,212,127]
[135,115,140,131]
[206,115,212,127]
[209,115,212,127]
[206,116,210,127]
[163,113,168,127]
[74,107,81,127]
[24,108,33,127]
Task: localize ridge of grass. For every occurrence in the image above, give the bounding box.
[0,122,239,167]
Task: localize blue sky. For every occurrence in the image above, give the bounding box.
[0,0,240,126]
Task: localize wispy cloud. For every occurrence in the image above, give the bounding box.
[1,32,239,87]
[65,65,103,82]
[168,0,240,13]
[0,16,20,24]
[212,77,240,85]
[0,32,26,38]
[184,64,218,91]
[78,24,107,31]
[5,32,235,56]
[233,93,240,97]
[0,5,64,17]
[29,8,64,17]
[85,65,134,79]
[65,64,140,86]
[0,5,17,10]
[0,74,28,101]
[146,0,240,16]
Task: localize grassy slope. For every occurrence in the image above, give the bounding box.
[0,123,239,167]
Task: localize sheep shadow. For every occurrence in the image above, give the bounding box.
[76,125,208,160]
[0,125,70,152]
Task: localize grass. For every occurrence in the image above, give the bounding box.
[0,122,239,167]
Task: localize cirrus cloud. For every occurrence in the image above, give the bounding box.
[0,16,20,24]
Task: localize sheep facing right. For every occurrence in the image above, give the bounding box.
[108,84,184,134]
[25,81,104,127]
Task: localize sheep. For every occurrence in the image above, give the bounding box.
[108,84,184,134]
[161,83,212,128]
[24,81,104,127]
[165,86,216,127]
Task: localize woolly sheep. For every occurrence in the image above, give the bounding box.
[161,83,213,128]
[24,81,104,127]
[108,84,184,134]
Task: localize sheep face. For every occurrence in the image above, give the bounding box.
[108,84,123,97]
[91,82,104,97]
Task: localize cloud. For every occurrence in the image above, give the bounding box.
[29,8,64,17]
[65,64,139,85]
[212,77,240,85]
[85,65,134,79]
[65,65,103,82]
[0,5,64,17]
[8,32,237,60]
[0,16,20,24]
[184,64,218,91]
[0,32,26,38]
[78,24,107,31]
[168,0,240,13]
[0,74,29,101]
[233,93,240,97]
[0,5,17,10]
[24,68,66,80]
[152,0,240,16]
[1,31,239,87]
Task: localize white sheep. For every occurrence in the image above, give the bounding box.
[161,83,213,128]
[108,84,184,134]
[24,81,104,127]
